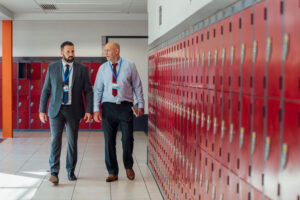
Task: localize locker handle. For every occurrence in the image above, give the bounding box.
[201,113,205,128]
[239,127,244,149]
[219,193,224,200]
[213,117,217,135]
[222,48,225,66]
[30,102,34,107]
[31,86,34,90]
[195,168,198,182]
[264,136,271,161]
[206,179,209,193]
[18,119,22,123]
[31,119,34,123]
[91,69,94,74]
[212,185,216,200]
[230,46,235,65]
[251,132,256,155]
[214,49,218,66]
[196,111,200,125]
[240,43,245,65]
[229,124,234,143]
[202,52,205,67]
[191,109,194,123]
[31,69,34,73]
[280,143,288,170]
[221,120,225,139]
[252,40,258,63]
[43,69,46,73]
[18,85,22,90]
[207,115,211,131]
[200,173,203,187]
[18,102,22,107]
[282,33,289,61]
[266,37,272,63]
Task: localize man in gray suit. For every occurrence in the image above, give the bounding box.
[39,41,93,185]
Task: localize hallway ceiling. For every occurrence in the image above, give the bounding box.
[0,0,147,21]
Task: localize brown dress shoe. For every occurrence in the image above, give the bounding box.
[106,174,118,182]
[49,173,59,185]
[126,169,135,180]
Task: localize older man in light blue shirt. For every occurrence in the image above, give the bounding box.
[93,41,144,182]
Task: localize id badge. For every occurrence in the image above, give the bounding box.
[63,85,69,92]
[112,83,119,90]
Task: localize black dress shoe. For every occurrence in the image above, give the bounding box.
[68,171,77,181]
[49,173,59,185]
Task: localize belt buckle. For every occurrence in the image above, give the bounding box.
[116,102,121,104]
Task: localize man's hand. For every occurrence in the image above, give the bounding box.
[137,108,144,117]
[84,113,92,123]
[94,111,101,123]
[39,112,48,123]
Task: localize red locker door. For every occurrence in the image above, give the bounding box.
[239,95,252,182]
[18,96,29,129]
[280,101,300,200]
[253,2,266,96]
[241,8,253,95]
[214,91,222,162]
[231,13,241,93]
[202,90,209,151]
[203,26,209,89]
[197,29,204,89]
[264,99,281,200]
[252,97,265,191]
[223,17,232,92]
[207,90,214,157]
[186,36,192,87]
[267,0,283,98]
[191,33,198,88]
[30,62,41,80]
[90,62,101,86]
[30,112,41,129]
[230,93,240,175]
[284,0,300,100]
[221,92,231,168]
[18,79,29,95]
[209,24,216,90]
[180,40,185,85]
[215,21,223,92]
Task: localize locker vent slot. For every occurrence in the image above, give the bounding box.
[188,40,190,47]
[213,76,215,84]
[192,38,194,45]
[280,0,284,15]
[278,183,280,196]
[263,76,266,89]
[251,13,254,25]
[201,34,204,42]
[228,153,230,163]
[237,158,240,169]
[219,169,222,178]
[221,25,224,35]
[205,157,208,166]
[250,76,253,88]
[262,173,264,185]
[237,183,239,193]
[184,41,186,48]
[264,7,267,20]
[207,31,210,40]
[213,29,216,38]
[227,176,230,185]
[249,165,252,176]
[248,192,251,200]
[196,36,199,44]
[239,18,242,29]
[229,22,232,32]
[219,148,222,157]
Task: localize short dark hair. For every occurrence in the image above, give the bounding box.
[60,41,74,50]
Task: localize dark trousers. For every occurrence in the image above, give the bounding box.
[101,102,134,175]
[49,105,80,174]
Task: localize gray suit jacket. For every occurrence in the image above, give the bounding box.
[39,60,93,119]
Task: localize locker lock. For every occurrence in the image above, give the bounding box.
[18,119,22,123]
[18,102,22,107]
[239,127,244,149]
[30,102,34,107]
[91,69,94,74]
[229,124,234,143]
[31,69,34,73]
[31,86,34,90]
[251,132,256,155]
[221,120,225,139]
[18,85,22,90]
[280,143,288,170]
[201,112,205,128]
[207,115,211,131]
[264,136,271,161]
[213,117,217,135]
[43,69,46,73]
[31,119,34,123]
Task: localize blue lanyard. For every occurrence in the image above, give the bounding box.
[109,58,122,81]
[62,63,72,83]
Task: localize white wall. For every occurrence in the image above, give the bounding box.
[0,20,147,57]
[148,0,238,46]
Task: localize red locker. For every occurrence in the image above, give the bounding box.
[203,26,210,89]
[214,91,222,162]
[230,93,240,175]
[201,90,208,151]
[18,79,29,95]
[215,21,223,91]
[252,97,265,191]
[221,92,231,168]
[253,2,266,96]
[185,36,192,86]
[30,95,40,113]
[209,24,216,90]
[264,99,281,200]
[30,62,41,80]
[90,62,101,86]
[30,112,41,129]
[239,95,251,181]
[284,0,300,100]
[267,0,283,98]
[207,90,215,157]
[191,33,198,87]
[18,96,29,129]
[223,17,232,92]
[241,8,253,95]
[30,80,41,95]
[231,13,241,93]
[280,101,300,200]
[42,62,50,83]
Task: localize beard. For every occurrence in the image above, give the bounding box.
[63,55,74,63]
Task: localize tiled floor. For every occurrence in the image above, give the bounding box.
[0,131,163,200]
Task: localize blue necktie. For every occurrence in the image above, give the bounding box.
[63,64,69,104]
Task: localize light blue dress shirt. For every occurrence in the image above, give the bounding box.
[93,57,145,112]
